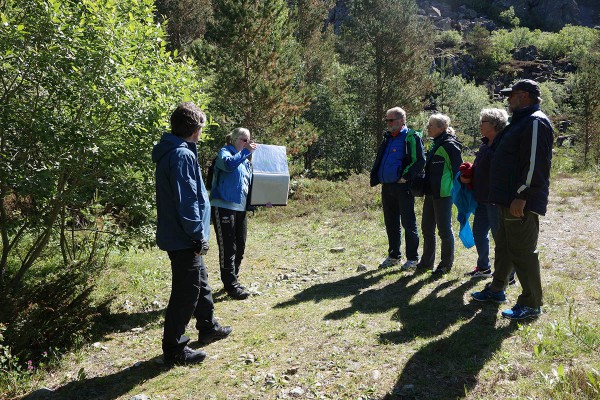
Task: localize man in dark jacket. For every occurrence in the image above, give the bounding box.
[370,107,426,270]
[471,80,554,320]
[152,102,232,365]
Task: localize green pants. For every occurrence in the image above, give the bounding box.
[490,207,543,308]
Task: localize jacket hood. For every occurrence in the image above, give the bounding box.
[152,133,192,163]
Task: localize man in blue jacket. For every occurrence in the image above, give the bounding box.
[471,80,554,320]
[370,107,426,270]
[152,102,232,365]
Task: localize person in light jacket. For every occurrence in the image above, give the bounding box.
[210,127,256,300]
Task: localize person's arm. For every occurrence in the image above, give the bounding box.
[511,118,553,216]
[446,141,463,178]
[171,150,205,241]
[218,146,253,172]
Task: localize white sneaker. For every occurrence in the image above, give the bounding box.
[379,256,401,269]
[401,260,418,271]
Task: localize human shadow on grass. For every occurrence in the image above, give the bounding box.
[381,298,520,399]
[274,267,520,399]
[24,357,167,400]
[273,268,416,311]
[84,308,164,352]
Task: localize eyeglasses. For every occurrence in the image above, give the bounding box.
[239,138,249,143]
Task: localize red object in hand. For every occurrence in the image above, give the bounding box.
[459,162,474,189]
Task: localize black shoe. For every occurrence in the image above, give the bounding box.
[227,285,250,300]
[432,266,450,276]
[415,263,432,274]
[164,346,206,366]
[198,324,233,345]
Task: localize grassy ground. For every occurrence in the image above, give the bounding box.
[12,173,600,399]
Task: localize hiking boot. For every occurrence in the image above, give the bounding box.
[379,256,401,269]
[471,283,507,303]
[401,260,418,271]
[501,304,541,320]
[163,346,206,366]
[227,285,250,300]
[465,267,492,279]
[198,324,233,345]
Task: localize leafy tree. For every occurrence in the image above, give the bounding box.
[430,71,494,147]
[499,6,520,28]
[200,0,310,155]
[465,25,498,80]
[338,0,434,150]
[154,0,213,51]
[0,0,207,290]
[568,35,600,165]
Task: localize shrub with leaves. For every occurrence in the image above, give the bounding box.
[0,0,209,378]
[0,0,208,289]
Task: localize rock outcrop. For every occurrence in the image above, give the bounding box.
[492,0,580,31]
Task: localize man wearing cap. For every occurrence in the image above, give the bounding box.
[370,107,426,270]
[471,79,554,320]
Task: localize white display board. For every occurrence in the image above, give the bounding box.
[250,144,289,206]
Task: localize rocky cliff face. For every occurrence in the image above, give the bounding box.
[416,0,600,31]
[492,0,579,31]
[326,1,600,33]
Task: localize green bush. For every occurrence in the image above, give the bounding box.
[536,25,598,61]
[436,30,463,49]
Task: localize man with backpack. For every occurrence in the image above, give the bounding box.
[370,107,426,270]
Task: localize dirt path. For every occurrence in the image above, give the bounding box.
[540,177,600,270]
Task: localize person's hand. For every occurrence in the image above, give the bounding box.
[509,198,526,217]
[192,239,209,255]
[245,140,257,153]
[398,177,407,184]
[459,175,471,184]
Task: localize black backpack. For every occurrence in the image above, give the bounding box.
[205,156,217,187]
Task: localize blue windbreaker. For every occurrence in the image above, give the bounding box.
[152,133,210,251]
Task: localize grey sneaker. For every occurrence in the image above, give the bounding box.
[401,260,418,271]
[465,267,492,279]
[379,256,401,269]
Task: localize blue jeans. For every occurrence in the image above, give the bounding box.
[381,183,419,261]
[420,195,454,269]
[472,203,499,269]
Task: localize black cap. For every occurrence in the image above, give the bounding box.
[500,79,541,98]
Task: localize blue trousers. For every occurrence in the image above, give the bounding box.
[381,183,419,261]
[421,195,454,270]
[472,203,499,269]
